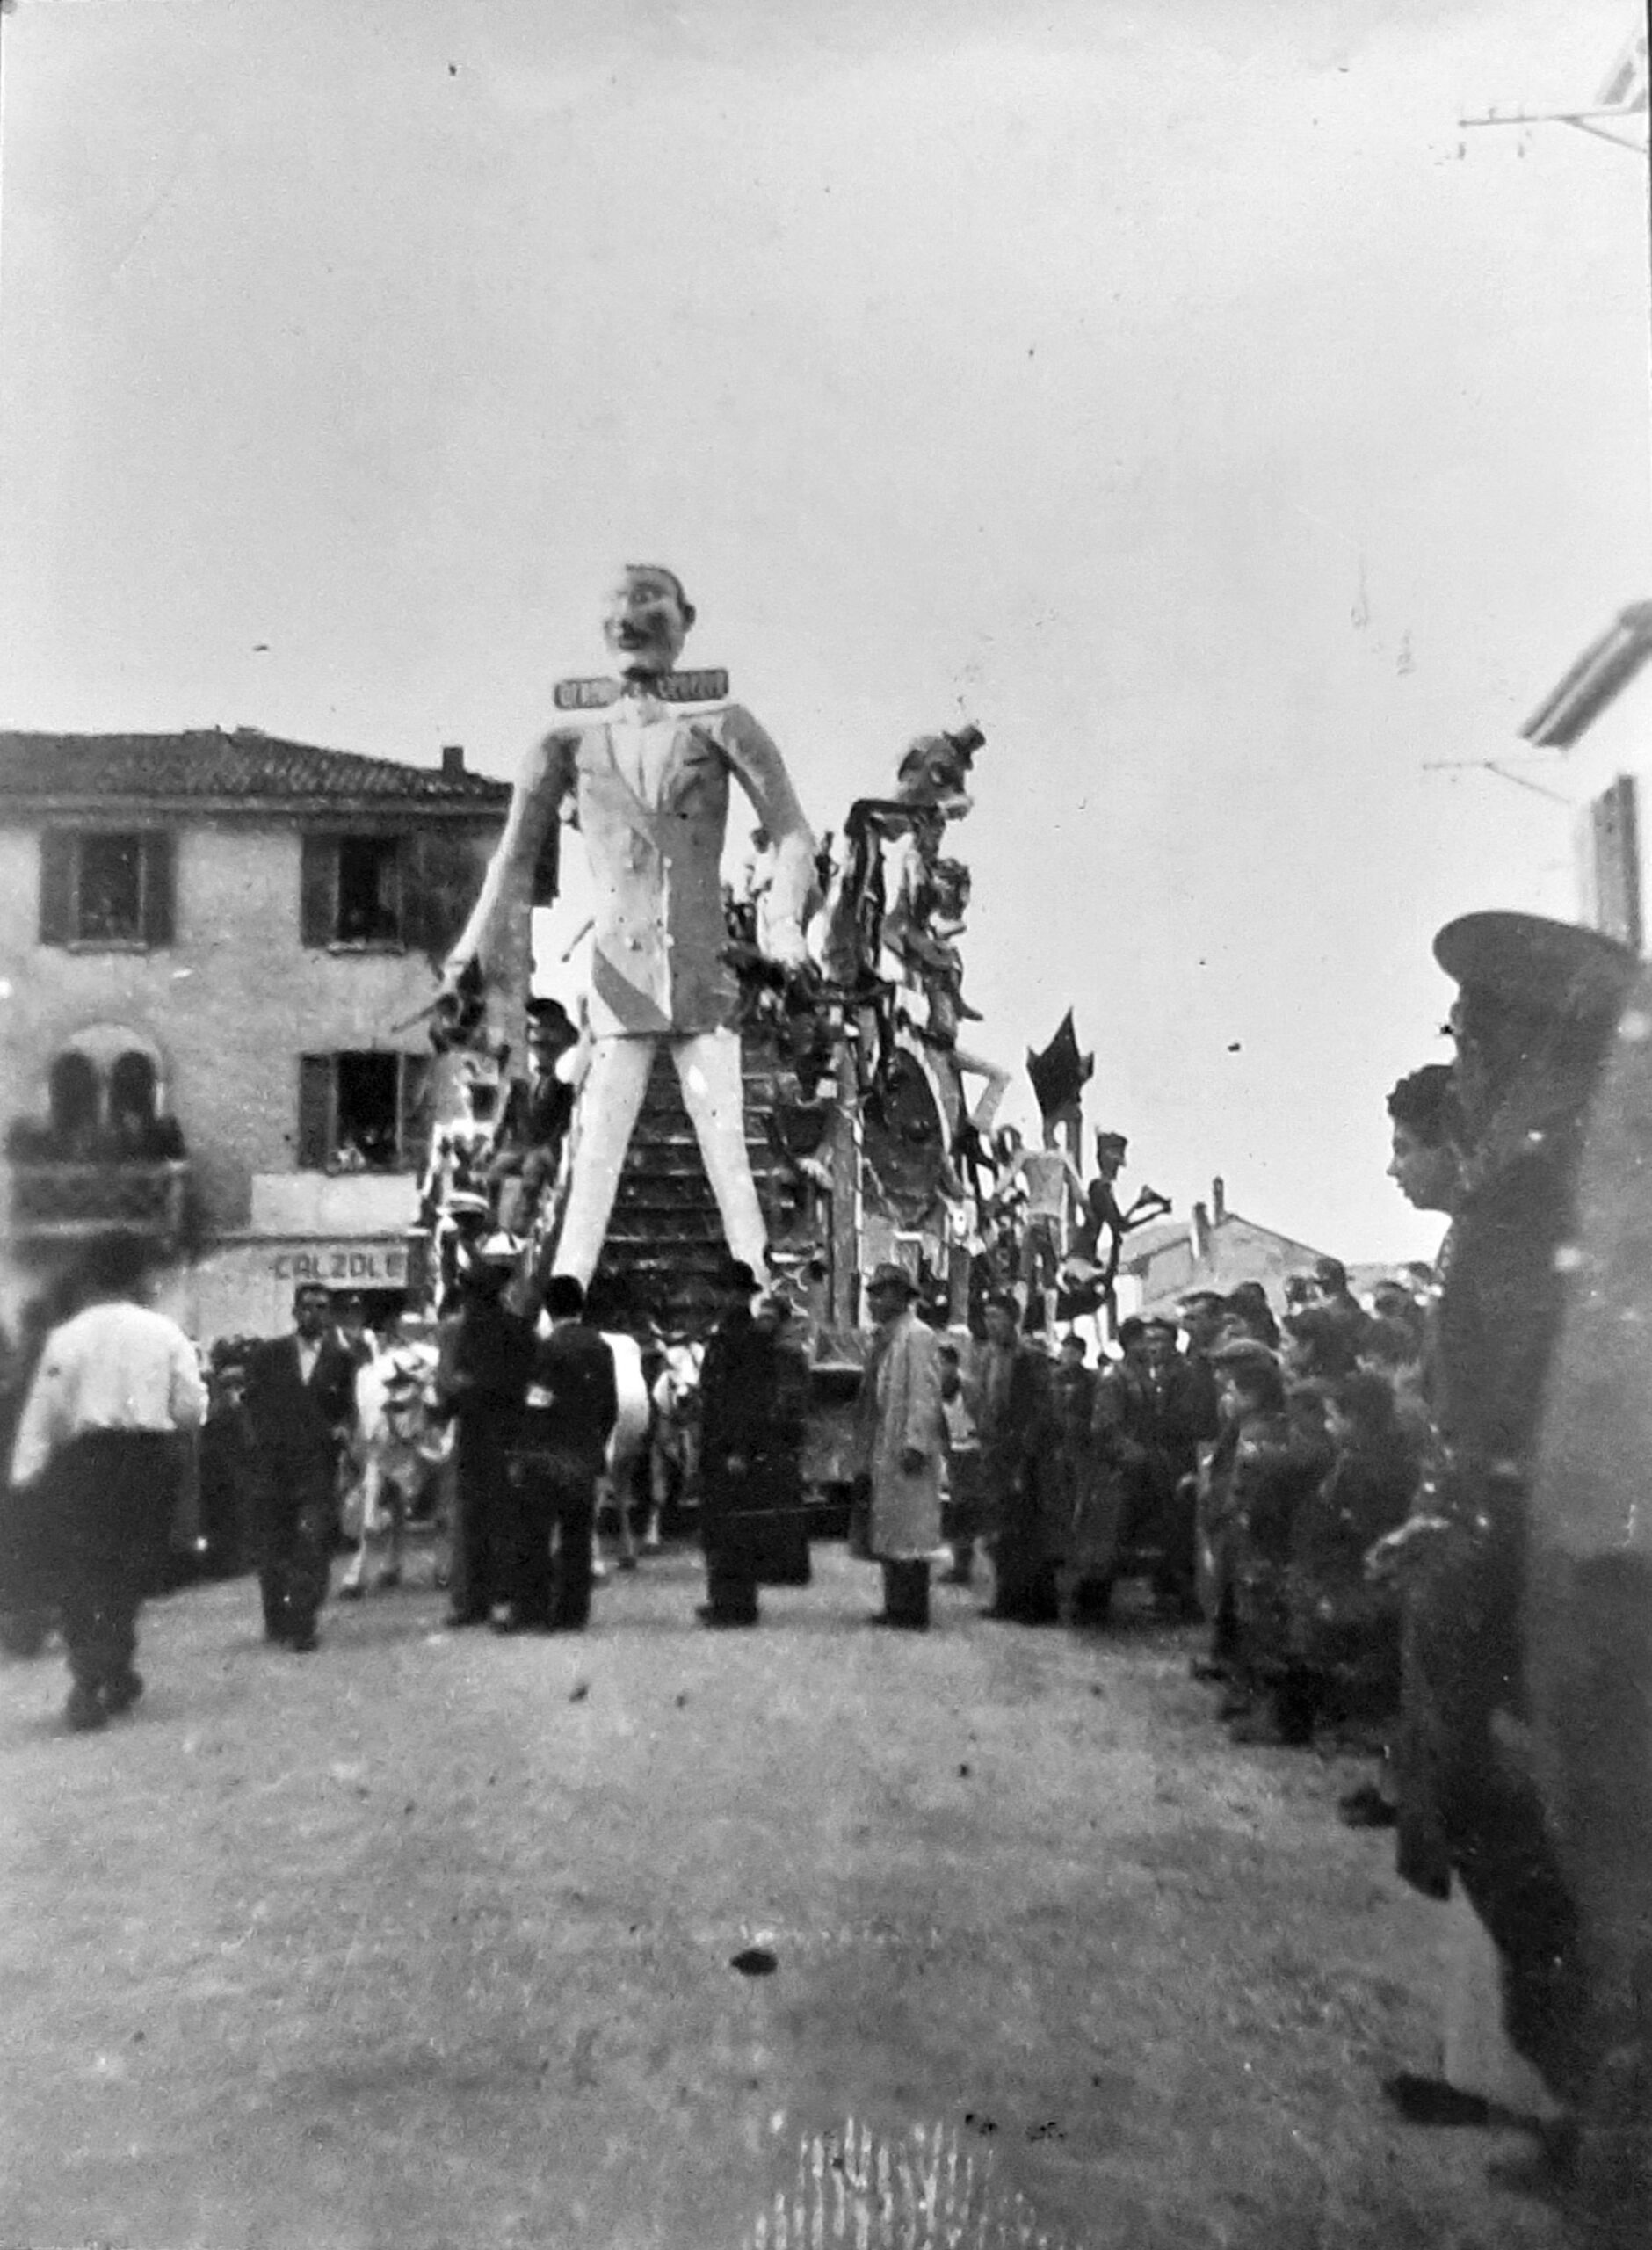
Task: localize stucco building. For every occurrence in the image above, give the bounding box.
[0,729,510,1339]
[1120,1178,1333,1317]
[1520,600,1652,952]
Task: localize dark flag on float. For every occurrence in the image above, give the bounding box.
[1026,1011,1094,1122]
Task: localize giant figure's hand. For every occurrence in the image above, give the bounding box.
[765,921,810,972]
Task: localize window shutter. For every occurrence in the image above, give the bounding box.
[38,831,76,946]
[402,827,482,968]
[141,831,176,947]
[296,1055,334,1170]
[300,834,337,948]
[397,1051,435,1173]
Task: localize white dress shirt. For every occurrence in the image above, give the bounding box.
[607,690,680,809]
[11,1299,206,1488]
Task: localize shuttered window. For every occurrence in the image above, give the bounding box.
[141,833,175,946]
[300,832,409,947]
[300,835,338,948]
[38,831,75,945]
[294,1052,433,1172]
[397,1050,436,1176]
[37,830,177,949]
[296,1056,335,1170]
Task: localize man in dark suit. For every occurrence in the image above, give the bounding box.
[500,1274,618,1633]
[432,1234,533,1628]
[696,1262,811,1628]
[243,1284,359,1651]
[977,1296,1062,1624]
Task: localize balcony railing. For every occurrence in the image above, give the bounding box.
[7,1160,191,1243]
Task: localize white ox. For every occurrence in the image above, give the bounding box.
[591,1331,653,1579]
[339,1345,453,1596]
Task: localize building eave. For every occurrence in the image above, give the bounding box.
[1521,600,1652,750]
[0,795,509,824]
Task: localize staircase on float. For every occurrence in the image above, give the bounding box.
[591,1030,803,1329]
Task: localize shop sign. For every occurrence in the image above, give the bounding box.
[269,1241,409,1288]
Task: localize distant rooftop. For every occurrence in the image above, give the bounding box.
[0,729,511,811]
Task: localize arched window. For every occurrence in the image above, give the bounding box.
[35,1027,178,1162]
[47,1051,101,1155]
[109,1049,158,1128]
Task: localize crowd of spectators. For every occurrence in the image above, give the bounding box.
[939,1249,1431,1812]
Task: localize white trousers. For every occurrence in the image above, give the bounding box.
[554,1029,768,1287]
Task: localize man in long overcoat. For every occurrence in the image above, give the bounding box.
[851,1263,945,1629]
[1391,912,1637,2123]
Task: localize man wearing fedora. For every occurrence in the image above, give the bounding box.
[850,1263,946,1629]
[500,1274,619,1633]
[695,1257,807,1628]
[432,1231,533,1628]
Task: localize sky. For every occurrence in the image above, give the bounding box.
[0,0,1648,1260]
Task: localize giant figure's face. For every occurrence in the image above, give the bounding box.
[603,565,692,679]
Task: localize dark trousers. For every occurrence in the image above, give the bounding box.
[254,1461,334,1640]
[704,1529,760,1623]
[61,1581,140,1696]
[509,1448,597,1629]
[47,1431,178,1695]
[881,1558,931,1629]
[991,1551,1061,1624]
[448,1418,512,1621]
[944,1453,985,1579]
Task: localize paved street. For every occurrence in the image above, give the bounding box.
[0,1542,1566,2250]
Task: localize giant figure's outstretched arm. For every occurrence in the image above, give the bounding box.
[442,729,576,995]
[721,707,816,968]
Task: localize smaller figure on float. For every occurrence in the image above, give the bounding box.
[417,1063,503,1225]
[482,996,585,1238]
[1018,1011,1095,1328]
[1058,1129,1174,1325]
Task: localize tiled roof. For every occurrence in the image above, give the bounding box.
[0,729,511,808]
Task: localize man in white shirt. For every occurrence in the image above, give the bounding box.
[10,1230,205,1732]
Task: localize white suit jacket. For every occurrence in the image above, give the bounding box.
[449,695,815,1039]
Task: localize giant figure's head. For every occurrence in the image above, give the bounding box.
[603,563,696,679]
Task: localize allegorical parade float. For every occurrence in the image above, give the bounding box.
[409,565,1172,1492]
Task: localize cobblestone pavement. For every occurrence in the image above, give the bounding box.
[0,1542,1567,2250]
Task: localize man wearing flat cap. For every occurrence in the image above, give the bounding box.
[850,1264,946,1628]
[1392,911,1637,2123]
